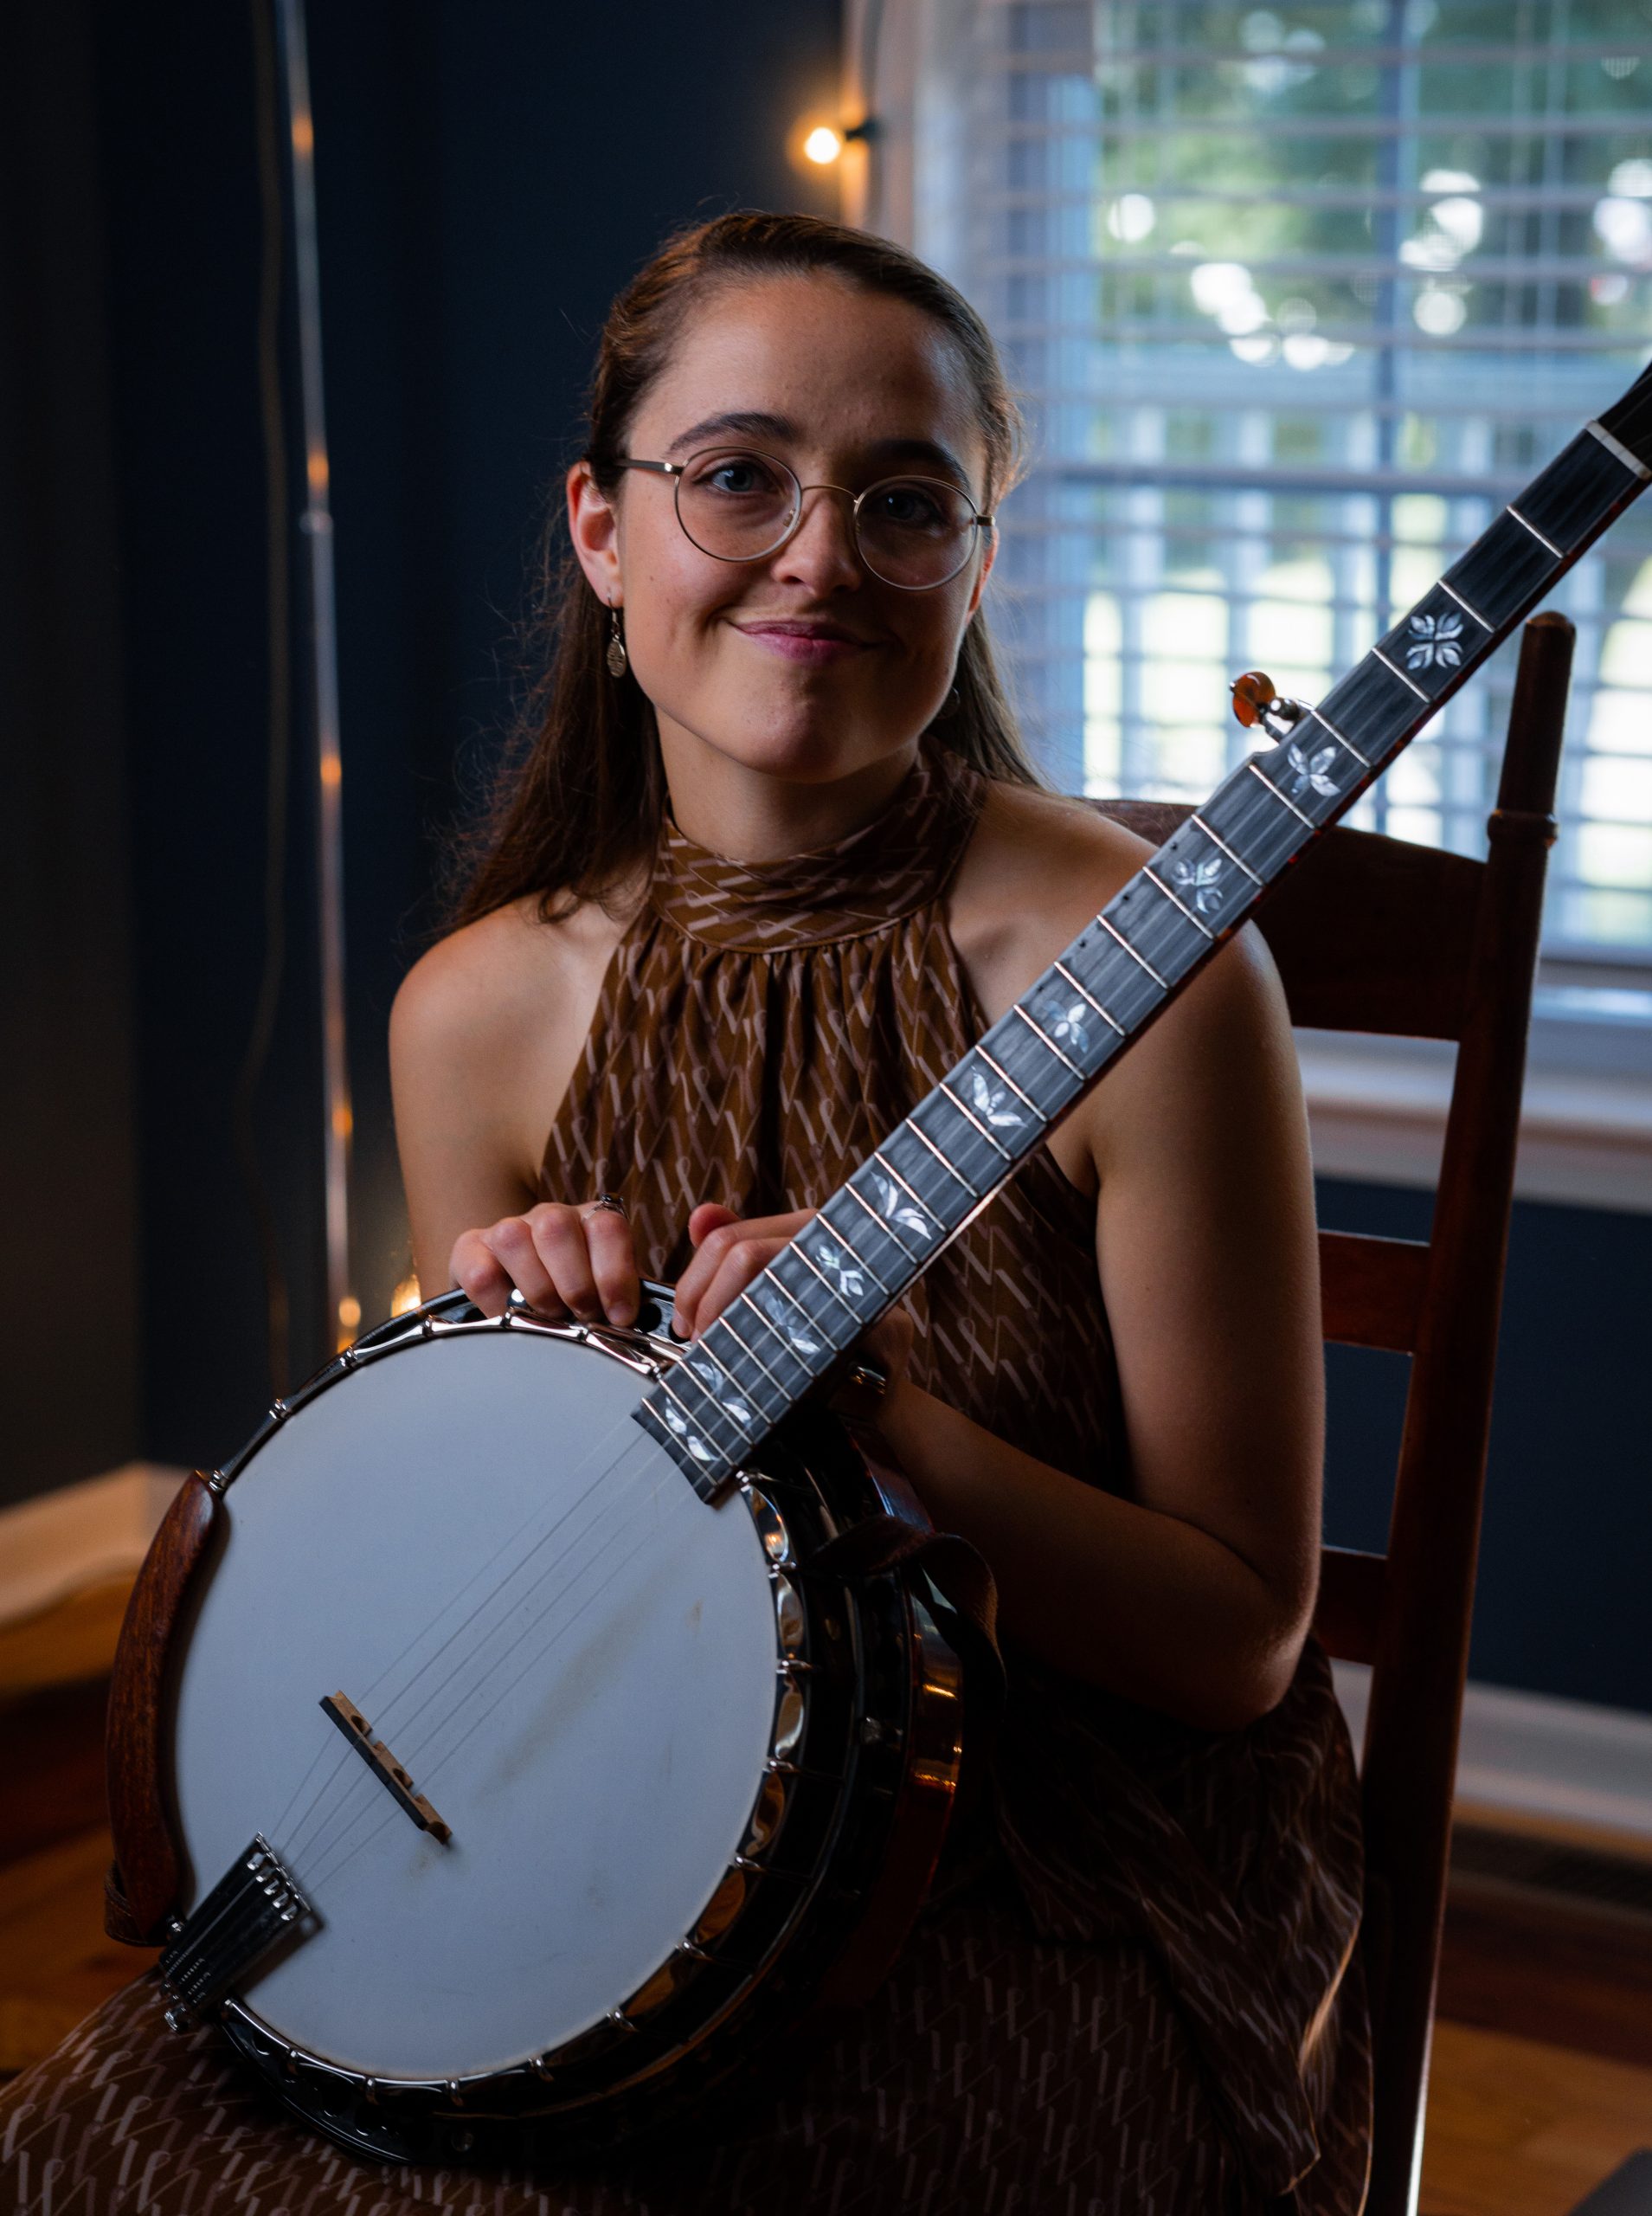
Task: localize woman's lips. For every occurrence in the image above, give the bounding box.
[733,621,871,667]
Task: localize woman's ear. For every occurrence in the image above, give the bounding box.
[567,460,623,606]
[963,523,996,625]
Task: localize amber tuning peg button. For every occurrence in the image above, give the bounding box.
[1230,670,1276,728]
[1230,670,1308,738]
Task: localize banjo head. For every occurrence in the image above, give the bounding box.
[170,1315,787,2082]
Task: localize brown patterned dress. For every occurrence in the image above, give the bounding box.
[0,739,1372,2216]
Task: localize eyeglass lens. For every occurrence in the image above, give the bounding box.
[673,448,978,589]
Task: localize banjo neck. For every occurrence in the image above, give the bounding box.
[637,368,1652,1504]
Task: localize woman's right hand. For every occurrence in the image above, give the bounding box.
[449,1201,641,1327]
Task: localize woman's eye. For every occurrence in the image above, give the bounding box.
[697,455,785,498]
[874,482,948,529]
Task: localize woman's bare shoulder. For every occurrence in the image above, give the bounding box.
[390,890,638,1190]
[394,892,631,1061]
[948,776,1152,994]
[949,774,1295,1180]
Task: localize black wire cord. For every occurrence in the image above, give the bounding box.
[232,0,292,1398]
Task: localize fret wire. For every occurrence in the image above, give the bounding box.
[871,1147,943,1223]
[1143,864,1215,941]
[1012,1000,1082,1077]
[1588,418,1652,483]
[1054,959,1126,1031]
[1096,912,1167,989]
[1507,502,1563,558]
[1307,708,1372,766]
[790,1238,864,1322]
[656,1370,742,1454]
[820,1217,894,1297]
[907,1118,981,1195]
[679,1335,750,1405]
[1437,576,1494,631]
[1245,757,1315,828]
[762,1266,836,1352]
[844,1176,921,1261]
[974,1045,1042,1115]
[718,1304,790,1397]
[1369,643,1430,701]
[1191,815,1263,885]
[939,1079,1012,1161]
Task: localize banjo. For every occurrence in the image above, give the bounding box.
[105,367,1652,2168]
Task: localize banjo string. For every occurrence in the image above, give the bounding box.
[273,1408,659,1853]
[292,1427,667,1874]
[281,1408,665,1864]
[303,1446,694,1897]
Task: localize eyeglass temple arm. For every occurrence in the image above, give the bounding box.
[615,457,683,478]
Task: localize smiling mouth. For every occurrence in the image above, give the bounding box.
[732,620,874,664]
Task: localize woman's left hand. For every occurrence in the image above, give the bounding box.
[674,1201,916,1412]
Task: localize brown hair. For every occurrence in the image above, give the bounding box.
[449,211,1044,930]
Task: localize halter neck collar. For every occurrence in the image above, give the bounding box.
[647,739,987,951]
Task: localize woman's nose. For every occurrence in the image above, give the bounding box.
[771,484,865,590]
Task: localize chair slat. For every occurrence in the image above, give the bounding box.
[1320,1231,1430,1354]
[1089,800,1482,1040]
[1314,1545,1387,1667]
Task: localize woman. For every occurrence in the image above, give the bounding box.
[0,212,1370,2214]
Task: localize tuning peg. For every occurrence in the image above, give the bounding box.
[1230,670,1308,741]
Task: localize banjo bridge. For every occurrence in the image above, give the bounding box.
[321,1691,453,1843]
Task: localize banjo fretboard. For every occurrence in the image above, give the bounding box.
[636,380,1652,1501]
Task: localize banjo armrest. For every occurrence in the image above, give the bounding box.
[105,1470,220,1944]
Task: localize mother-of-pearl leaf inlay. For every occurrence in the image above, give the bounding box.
[686,1350,753,1428]
[1172,854,1225,915]
[754,1279,821,1357]
[872,1172,930,1238]
[1285,740,1340,800]
[662,1398,714,1460]
[968,1068,1025,1129]
[1406,609,1462,669]
[1027,975,1098,1063]
[812,1237,866,1302]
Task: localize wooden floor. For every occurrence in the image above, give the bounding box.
[3,1585,1650,2215]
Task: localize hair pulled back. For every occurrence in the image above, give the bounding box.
[450,211,1043,930]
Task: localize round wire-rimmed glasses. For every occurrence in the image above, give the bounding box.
[615,446,993,590]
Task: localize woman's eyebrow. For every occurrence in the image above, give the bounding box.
[663,416,974,491]
[665,410,798,456]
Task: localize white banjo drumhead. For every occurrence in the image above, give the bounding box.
[170,1330,781,2080]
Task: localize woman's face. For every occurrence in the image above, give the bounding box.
[569,274,995,791]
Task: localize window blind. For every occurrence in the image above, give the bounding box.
[897,0,1652,961]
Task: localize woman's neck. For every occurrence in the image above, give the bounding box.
[656,718,924,863]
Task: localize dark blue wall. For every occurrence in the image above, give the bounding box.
[1319,1178,1652,1714]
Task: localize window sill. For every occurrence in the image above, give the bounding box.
[1298,999,1652,1214]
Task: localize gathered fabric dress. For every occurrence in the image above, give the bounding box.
[0,739,1372,2216]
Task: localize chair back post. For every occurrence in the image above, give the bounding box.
[1357,613,1574,2216]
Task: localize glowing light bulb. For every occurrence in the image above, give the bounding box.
[803,126,844,165]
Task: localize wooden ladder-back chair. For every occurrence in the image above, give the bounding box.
[1093,611,1575,2216]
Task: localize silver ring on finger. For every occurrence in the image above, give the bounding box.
[581,1191,628,1223]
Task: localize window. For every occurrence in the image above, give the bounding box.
[871,0,1652,965]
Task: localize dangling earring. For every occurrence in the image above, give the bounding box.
[936,684,961,719]
[606,602,628,679]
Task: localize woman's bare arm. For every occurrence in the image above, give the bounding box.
[389,897,625,1298]
[675,796,1322,1732]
